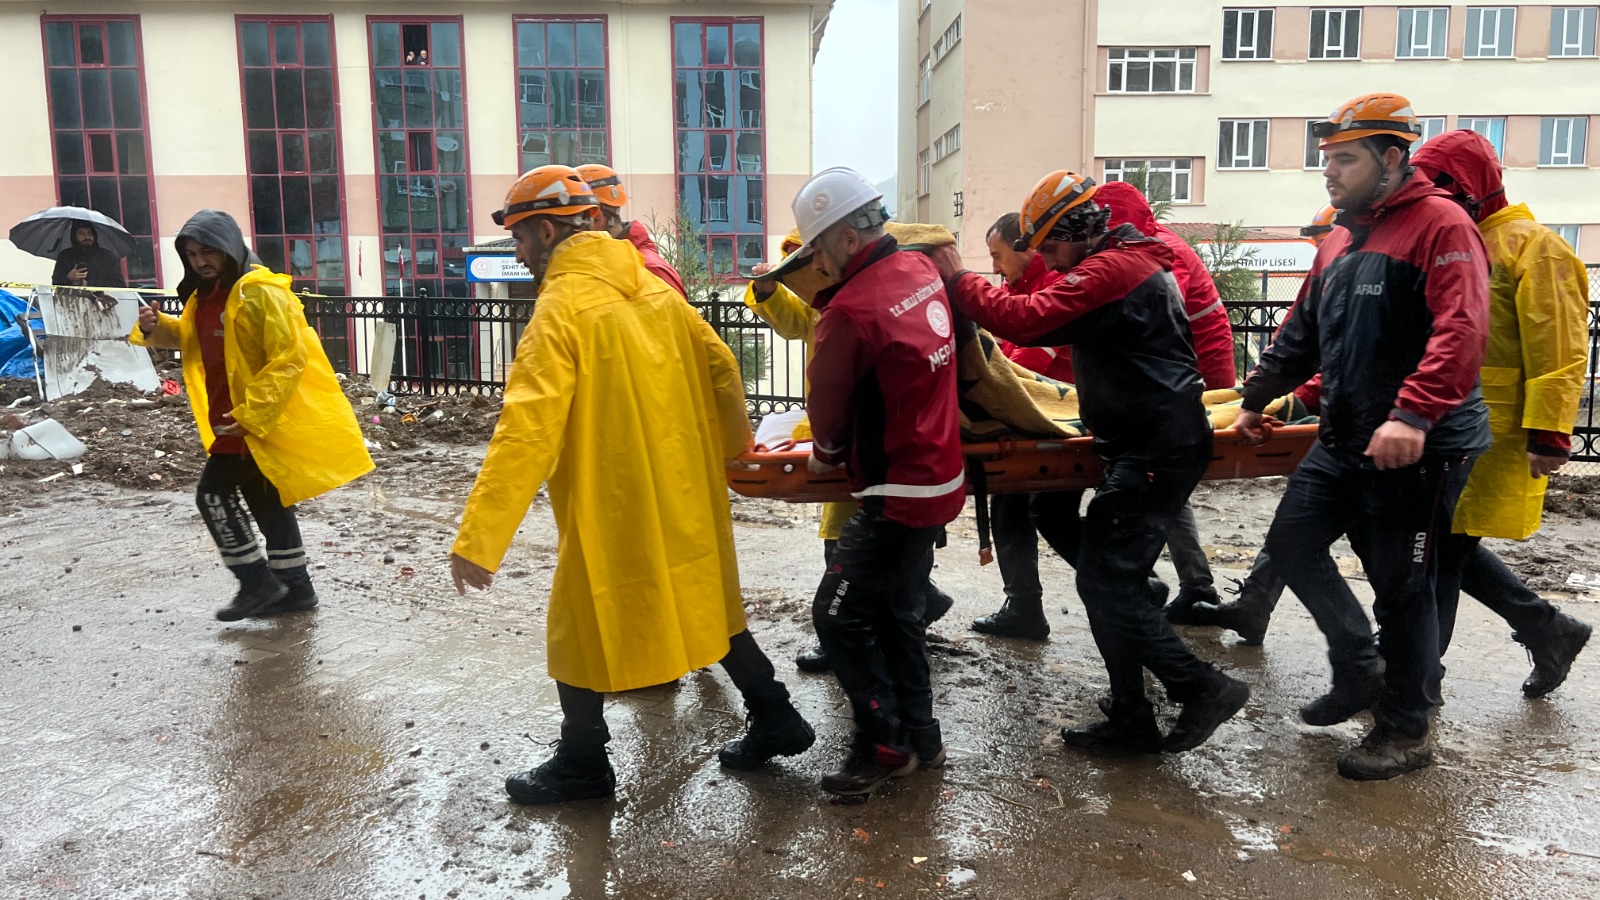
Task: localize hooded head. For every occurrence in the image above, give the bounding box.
[72,222,98,247]
[1094,180,1161,235]
[1410,129,1509,223]
[175,209,252,300]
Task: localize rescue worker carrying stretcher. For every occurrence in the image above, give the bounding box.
[450,166,814,805]
[932,171,1251,755]
[776,167,964,797]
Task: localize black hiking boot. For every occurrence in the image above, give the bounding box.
[1163,586,1222,626]
[1213,599,1273,646]
[1164,674,1250,752]
[923,584,955,626]
[719,703,816,770]
[971,599,1050,640]
[909,721,947,769]
[216,570,290,622]
[1517,612,1592,699]
[1061,698,1162,754]
[1147,576,1171,609]
[1337,729,1433,781]
[263,567,319,615]
[1301,669,1384,726]
[820,741,918,797]
[505,745,616,804]
[795,645,831,674]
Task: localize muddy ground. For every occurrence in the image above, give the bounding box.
[2,382,1600,899]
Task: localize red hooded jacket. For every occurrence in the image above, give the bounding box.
[1096,181,1237,389]
[998,254,1074,382]
[624,221,688,297]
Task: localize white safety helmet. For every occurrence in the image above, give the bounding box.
[771,167,890,275]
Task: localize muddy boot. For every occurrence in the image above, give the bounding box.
[1301,667,1384,726]
[505,737,616,804]
[263,566,320,615]
[719,703,816,771]
[215,566,290,622]
[1336,728,1432,781]
[820,738,918,797]
[1061,698,1162,754]
[1516,612,1592,699]
[1163,585,1222,626]
[1164,673,1250,752]
[908,721,947,769]
[794,646,831,674]
[923,584,955,626]
[971,596,1049,640]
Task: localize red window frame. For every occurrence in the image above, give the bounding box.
[366,15,474,304]
[235,15,350,296]
[671,17,768,282]
[511,15,613,170]
[41,15,162,288]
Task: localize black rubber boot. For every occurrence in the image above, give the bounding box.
[1301,668,1384,726]
[908,721,947,769]
[1337,728,1432,781]
[719,703,816,770]
[216,567,290,622]
[1061,698,1162,754]
[1163,586,1222,626]
[1164,673,1250,752]
[504,743,616,804]
[263,566,319,615]
[1517,612,1592,699]
[820,739,918,797]
[971,597,1050,640]
[794,646,831,673]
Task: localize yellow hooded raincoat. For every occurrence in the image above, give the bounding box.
[451,231,753,693]
[130,266,373,506]
[1453,204,1591,540]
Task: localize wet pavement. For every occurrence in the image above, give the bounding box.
[2,469,1598,899]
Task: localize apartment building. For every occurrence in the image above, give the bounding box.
[900,1,1600,267]
[0,1,835,295]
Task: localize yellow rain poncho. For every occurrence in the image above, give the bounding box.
[452,231,752,693]
[1453,204,1591,539]
[130,266,373,506]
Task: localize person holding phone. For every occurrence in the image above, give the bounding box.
[51,223,125,289]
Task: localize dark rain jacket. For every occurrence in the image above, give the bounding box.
[808,236,965,529]
[1240,173,1491,463]
[51,234,125,289]
[1097,181,1237,389]
[945,224,1211,460]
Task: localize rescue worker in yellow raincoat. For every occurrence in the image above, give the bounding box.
[132,209,373,621]
[745,230,954,675]
[449,166,815,805]
[1412,130,1592,698]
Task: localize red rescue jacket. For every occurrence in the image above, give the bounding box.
[998,254,1074,382]
[808,237,965,528]
[624,221,688,298]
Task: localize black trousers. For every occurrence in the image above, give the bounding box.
[556,630,790,753]
[196,452,305,583]
[991,492,1045,605]
[1436,535,1561,654]
[1264,442,1475,739]
[812,499,942,749]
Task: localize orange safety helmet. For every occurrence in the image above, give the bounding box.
[1312,92,1424,150]
[576,163,629,208]
[493,165,599,229]
[1016,170,1102,250]
[1299,204,1337,245]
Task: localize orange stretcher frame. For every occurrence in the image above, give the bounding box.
[726,424,1319,503]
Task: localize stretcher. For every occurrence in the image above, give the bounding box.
[726,424,1319,503]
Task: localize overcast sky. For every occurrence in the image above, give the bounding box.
[811,0,899,185]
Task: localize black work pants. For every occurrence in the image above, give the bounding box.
[1263,442,1475,739]
[196,452,305,583]
[1237,549,1291,614]
[1071,447,1220,705]
[1165,503,1216,593]
[812,499,942,749]
[1436,535,1559,655]
[556,630,790,753]
[992,492,1044,605]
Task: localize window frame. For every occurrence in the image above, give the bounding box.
[1550,7,1599,57]
[917,55,931,107]
[932,15,962,65]
[933,124,961,162]
[236,14,350,296]
[1106,47,1198,93]
[1309,8,1363,60]
[1397,7,1450,58]
[1550,224,1581,252]
[1465,6,1517,58]
[1218,118,1270,170]
[672,16,767,282]
[40,14,163,288]
[917,148,931,197]
[512,15,612,172]
[1460,116,1508,156]
[1222,8,1275,61]
[1540,116,1590,167]
[1103,158,1194,204]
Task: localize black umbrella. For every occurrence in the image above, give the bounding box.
[8,206,137,260]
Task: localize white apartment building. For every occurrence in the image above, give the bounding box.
[900,1,1600,267]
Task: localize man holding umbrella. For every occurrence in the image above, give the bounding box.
[51,223,125,288]
[9,207,134,288]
